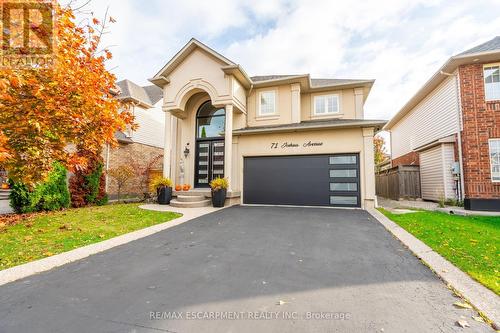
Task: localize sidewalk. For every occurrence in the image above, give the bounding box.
[0,200,13,215]
[377,197,500,216]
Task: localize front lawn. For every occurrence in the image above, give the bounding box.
[0,203,181,271]
[379,208,500,295]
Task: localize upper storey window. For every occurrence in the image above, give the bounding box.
[258,91,276,116]
[484,65,500,101]
[314,94,340,115]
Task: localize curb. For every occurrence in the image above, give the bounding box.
[0,206,225,287]
[367,208,500,327]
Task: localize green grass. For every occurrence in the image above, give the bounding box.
[0,203,181,270]
[379,208,500,295]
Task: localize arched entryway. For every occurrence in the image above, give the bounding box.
[194,101,225,187]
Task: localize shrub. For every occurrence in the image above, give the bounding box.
[149,177,173,192]
[108,165,135,199]
[9,162,71,213]
[209,177,229,191]
[69,154,108,208]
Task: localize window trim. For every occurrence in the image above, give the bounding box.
[489,138,500,183]
[483,63,500,102]
[258,90,278,117]
[313,94,341,116]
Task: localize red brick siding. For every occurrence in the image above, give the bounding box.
[392,151,419,167]
[458,63,500,199]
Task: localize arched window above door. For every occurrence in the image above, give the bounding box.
[196,102,225,139]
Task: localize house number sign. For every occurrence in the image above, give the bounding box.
[270,141,324,149]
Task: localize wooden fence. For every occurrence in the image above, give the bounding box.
[376,165,421,200]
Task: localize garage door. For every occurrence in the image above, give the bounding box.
[243,154,360,207]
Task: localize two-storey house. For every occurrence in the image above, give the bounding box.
[384,37,500,211]
[149,39,385,208]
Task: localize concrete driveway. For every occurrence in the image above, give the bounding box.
[0,206,492,332]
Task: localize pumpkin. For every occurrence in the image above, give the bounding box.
[1,183,8,189]
[175,185,182,191]
[182,184,190,191]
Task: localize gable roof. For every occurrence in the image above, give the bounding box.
[458,36,500,56]
[116,79,163,107]
[150,38,374,94]
[385,36,500,130]
[150,38,239,86]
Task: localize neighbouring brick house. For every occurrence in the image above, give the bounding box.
[384,37,500,211]
[104,79,165,199]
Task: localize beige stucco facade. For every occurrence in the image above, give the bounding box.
[150,39,384,209]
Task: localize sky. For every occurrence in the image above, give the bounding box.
[70,0,500,125]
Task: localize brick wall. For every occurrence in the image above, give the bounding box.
[458,63,500,199]
[105,142,163,199]
[391,151,420,167]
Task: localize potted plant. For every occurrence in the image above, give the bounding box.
[209,177,228,207]
[150,177,173,205]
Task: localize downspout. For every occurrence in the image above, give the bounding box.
[246,83,254,128]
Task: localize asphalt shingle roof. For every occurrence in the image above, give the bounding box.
[251,75,373,87]
[458,36,500,56]
[233,118,386,134]
[310,78,373,87]
[116,80,163,106]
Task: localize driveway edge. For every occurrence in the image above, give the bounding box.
[367,208,500,327]
[0,206,224,287]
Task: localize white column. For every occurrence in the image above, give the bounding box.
[224,104,233,190]
[362,127,376,208]
[291,83,301,123]
[354,88,364,119]
[163,111,172,178]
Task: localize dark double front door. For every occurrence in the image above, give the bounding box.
[195,140,225,188]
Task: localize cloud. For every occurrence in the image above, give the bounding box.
[71,0,500,126]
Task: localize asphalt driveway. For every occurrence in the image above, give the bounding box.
[0,206,492,332]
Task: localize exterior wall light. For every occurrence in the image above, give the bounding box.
[184,144,190,158]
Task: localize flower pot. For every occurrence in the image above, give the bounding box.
[211,188,227,207]
[157,186,172,205]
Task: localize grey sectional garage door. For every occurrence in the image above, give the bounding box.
[243,154,360,207]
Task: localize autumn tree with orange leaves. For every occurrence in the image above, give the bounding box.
[374,135,389,169]
[0,2,134,186]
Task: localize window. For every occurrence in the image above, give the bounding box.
[330,196,358,205]
[484,65,500,101]
[259,91,276,116]
[330,169,357,178]
[314,94,339,115]
[196,102,225,138]
[330,183,358,191]
[489,139,500,182]
[329,155,357,165]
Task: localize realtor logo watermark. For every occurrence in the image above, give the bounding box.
[150,311,352,321]
[1,0,56,68]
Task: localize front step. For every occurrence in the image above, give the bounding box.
[173,190,210,197]
[0,190,10,201]
[170,199,211,208]
[177,195,206,202]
